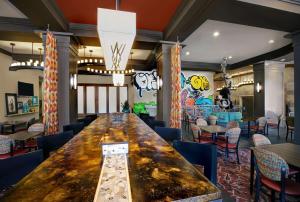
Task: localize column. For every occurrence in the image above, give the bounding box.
[290,31,300,144]
[253,63,265,117]
[156,44,172,127]
[43,33,78,131]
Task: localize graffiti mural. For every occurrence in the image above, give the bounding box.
[134,70,157,97]
[181,72,213,108]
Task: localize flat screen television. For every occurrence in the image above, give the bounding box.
[18,81,34,96]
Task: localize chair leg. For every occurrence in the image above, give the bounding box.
[271,190,275,202]
[280,191,286,202]
[225,147,229,161]
[277,125,280,137]
[286,129,289,141]
[255,175,261,202]
[236,148,240,164]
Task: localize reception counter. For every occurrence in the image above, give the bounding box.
[2,113,221,202]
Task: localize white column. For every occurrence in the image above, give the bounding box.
[264,61,285,116]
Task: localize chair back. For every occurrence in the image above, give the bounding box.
[266,111,279,124]
[0,150,43,189]
[225,127,241,144]
[196,118,208,127]
[37,131,73,159]
[149,120,166,129]
[253,148,289,181]
[28,123,44,132]
[63,122,84,135]
[257,117,267,127]
[85,114,98,121]
[252,134,271,147]
[190,123,200,142]
[173,141,217,184]
[226,121,239,130]
[154,127,181,143]
[286,116,294,127]
[77,116,92,127]
[0,135,13,155]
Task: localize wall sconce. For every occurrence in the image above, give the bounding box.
[156,76,163,90]
[256,82,262,93]
[70,74,77,90]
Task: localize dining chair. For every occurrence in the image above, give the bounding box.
[173,140,217,184]
[149,120,166,129]
[0,135,13,158]
[154,127,181,145]
[0,150,43,192]
[191,123,213,144]
[253,148,300,202]
[266,111,281,137]
[286,117,294,141]
[226,121,240,130]
[63,122,85,136]
[216,127,241,164]
[252,134,271,147]
[37,130,73,159]
[77,116,92,127]
[250,117,267,135]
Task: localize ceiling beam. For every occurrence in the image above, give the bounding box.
[209,0,300,33]
[9,0,68,31]
[182,61,221,72]
[164,0,218,41]
[229,44,293,69]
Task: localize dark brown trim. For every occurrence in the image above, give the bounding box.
[182,61,221,72]
[95,86,99,114]
[106,87,109,113]
[229,44,293,69]
[117,87,120,112]
[83,85,87,114]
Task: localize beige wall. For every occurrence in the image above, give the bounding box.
[0,52,42,122]
[284,65,294,112]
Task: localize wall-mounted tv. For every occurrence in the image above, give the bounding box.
[18,81,34,96]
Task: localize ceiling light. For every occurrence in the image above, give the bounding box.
[228,56,232,59]
[280,58,286,62]
[268,39,275,44]
[213,31,220,37]
[185,51,190,56]
[97,8,136,71]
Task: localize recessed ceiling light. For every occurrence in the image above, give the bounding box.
[280,58,286,62]
[228,56,232,59]
[268,39,275,44]
[185,51,190,56]
[213,31,220,37]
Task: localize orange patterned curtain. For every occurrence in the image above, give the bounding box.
[43,32,58,135]
[170,42,182,128]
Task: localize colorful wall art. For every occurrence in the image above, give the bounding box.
[181,71,214,108]
[133,70,158,97]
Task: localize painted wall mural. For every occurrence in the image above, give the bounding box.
[134,70,157,97]
[181,71,214,108]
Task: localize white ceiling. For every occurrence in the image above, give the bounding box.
[78,46,151,60]
[238,0,300,14]
[0,40,43,54]
[0,0,27,18]
[182,20,292,64]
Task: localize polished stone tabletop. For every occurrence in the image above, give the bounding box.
[2,113,221,202]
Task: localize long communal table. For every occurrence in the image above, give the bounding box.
[2,113,221,202]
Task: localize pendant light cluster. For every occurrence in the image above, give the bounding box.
[9,43,44,71]
[77,47,104,67]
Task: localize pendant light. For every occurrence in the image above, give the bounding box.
[10,42,44,71]
[77,46,104,67]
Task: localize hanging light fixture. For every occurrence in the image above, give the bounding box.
[77,46,103,67]
[97,2,136,71]
[10,42,44,71]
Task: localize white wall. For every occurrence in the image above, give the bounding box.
[264,61,285,116]
[0,52,42,122]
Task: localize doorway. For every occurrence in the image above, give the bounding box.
[241,96,254,118]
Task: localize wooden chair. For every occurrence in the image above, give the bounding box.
[216,127,241,164]
[266,111,281,137]
[250,117,267,135]
[286,117,294,141]
[253,148,300,202]
[190,123,213,144]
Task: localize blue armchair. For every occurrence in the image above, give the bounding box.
[154,127,181,144]
[173,140,217,184]
[63,122,84,136]
[0,150,43,190]
[37,131,73,159]
[149,120,166,129]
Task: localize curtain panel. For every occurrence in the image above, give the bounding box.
[43,32,59,135]
[170,42,182,128]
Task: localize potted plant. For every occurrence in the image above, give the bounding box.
[121,100,130,113]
